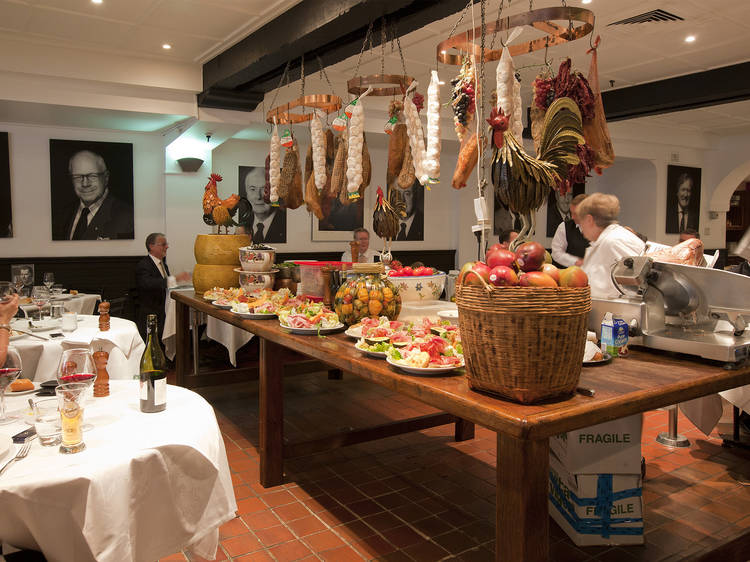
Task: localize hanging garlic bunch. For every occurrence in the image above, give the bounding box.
[345,86,372,199]
[424,70,442,181]
[403,81,429,186]
[269,120,281,205]
[495,28,523,141]
[310,109,327,194]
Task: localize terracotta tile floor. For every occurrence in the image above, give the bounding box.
[161,358,750,561]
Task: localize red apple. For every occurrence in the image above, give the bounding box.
[515,241,546,272]
[464,262,491,286]
[541,263,560,285]
[489,266,519,286]
[560,266,589,287]
[519,271,558,288]
[486,247,517,270]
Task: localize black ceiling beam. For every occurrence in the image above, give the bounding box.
[200,0,479,112]
[602,62,750,121]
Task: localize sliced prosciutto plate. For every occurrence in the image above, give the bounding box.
[385,355,463,375]
[281,322,345,335]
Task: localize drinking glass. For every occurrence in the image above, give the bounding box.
[31,286,50,321]
[0,281,16,303]
[56,383,87,454]
[43,272,55,290]
[57,348,96,430]
[0,347,22,425]
[33,398,61,446]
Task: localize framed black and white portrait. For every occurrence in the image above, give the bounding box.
[392,180,424,241]
[49,139,134,241]
[0,132,11,238]
[313,192,365,242]
[546,184,586,238]
[665,165,701,234]
[11,263,34,296]
[239,165,287,244]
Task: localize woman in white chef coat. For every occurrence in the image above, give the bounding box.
[577,193,646,299]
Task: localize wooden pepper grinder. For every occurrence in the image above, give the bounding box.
[349,240,359,263]
[93,348,110,397]
[98,301,110,331]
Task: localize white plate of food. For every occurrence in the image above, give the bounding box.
[212,300,233,310]
[385,355,464,375]
[279,322,346,335]
[345,326,363,339]
[7,380,40,396]
[29,319,61,332]
[233,310,277,320]
[9,330,26,342]
[583,352,612,366]
[50,294,72,301]
[354,340,389,358]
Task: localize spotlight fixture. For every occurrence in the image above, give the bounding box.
[582,0,592,4]
[162,43,172,50]
[684,35,696,43]
[91,0,103,4]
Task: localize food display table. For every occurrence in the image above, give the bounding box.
[0,381,237,562]
[171,291,750,562]
[20,293,101,317]
[8,315,144,382]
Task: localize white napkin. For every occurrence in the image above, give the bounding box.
[586,331,597,342]
[583,340,602,362]
[63,327,97,346]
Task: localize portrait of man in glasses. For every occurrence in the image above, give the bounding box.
[50,140,134,241]
[239,165,286,244]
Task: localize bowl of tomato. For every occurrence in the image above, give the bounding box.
[387,266,446,302]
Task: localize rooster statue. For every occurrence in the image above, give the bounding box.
[202,173,253,234]
[372,186,406,263]
[490,97,585,250]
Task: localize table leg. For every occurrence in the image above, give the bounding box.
[454,418,475,441]
[496,434,549,562]
[328,369,343,380]
[175,299,190,388]
[191,309,200,376]
[260,338,284,487]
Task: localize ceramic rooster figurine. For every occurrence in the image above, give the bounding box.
[490,97,584,250]
[202,173,252,234]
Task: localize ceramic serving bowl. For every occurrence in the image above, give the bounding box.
[392,272,447,302]
[237,269,277,292]
[239,246,276,272]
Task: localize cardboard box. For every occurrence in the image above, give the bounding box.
[548,454,644,546]
[550,414,642,474]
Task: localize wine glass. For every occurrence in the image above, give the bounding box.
[31,286,50,321]
[0,347,22,425]
[12,274,24,295]
[43,272,55,290]
[57,348,96,430]
[0,281,16,303]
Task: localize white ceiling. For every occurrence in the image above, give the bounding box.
[1,0,749,136]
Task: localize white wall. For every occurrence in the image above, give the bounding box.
[0,122,165,259]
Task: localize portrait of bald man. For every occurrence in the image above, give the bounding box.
[50,140,134,241]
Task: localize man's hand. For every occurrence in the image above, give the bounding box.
[175,271,192,283]
[0,293,19,324]
[575,259,583,266]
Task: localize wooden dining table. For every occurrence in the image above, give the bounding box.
[172,291,750,562]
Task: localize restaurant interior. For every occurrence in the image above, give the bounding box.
[0,0,749,561]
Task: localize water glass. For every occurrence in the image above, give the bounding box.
[56,383,88,454]
[0,347,22,425]
[62,312,78,332]
[33,399,61,446]
[50,304,65,319]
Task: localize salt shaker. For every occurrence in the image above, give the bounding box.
[93,348,110,397]
[98,302,110,332]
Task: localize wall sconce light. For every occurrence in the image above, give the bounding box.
[176,157,204,172]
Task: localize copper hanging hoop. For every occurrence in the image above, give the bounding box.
[347,74,415,97]
[436,7,594,64]
[265,94,342,124]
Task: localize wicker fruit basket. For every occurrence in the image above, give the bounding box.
[455,279,591,404]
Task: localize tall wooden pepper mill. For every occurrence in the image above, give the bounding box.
[349,240,359,263]
[93,348,110,397]
[98,302,110,331]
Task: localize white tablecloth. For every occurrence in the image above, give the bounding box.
[0,381,237,562]
[9,315,145,382]
[20,294,101,317]
[163,288,253,367]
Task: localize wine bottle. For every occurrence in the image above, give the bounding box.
[139,314,167,413]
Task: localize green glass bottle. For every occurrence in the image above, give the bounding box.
[139,314,167,413]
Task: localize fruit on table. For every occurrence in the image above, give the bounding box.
[559,265,589,287]
[489,265,519,286]
[334,273,401,326]
[519,271,558,287]
[461,262,491,286]
[515,241,546,272]
[485,247,516,270]
[541,263,561,284]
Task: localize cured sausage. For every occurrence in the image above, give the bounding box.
[452,132,478,189]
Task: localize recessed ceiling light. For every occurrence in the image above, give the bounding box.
[162,43,172,50]
[582,0,592,4]
[685,35,696,43]
[91,0,103,4]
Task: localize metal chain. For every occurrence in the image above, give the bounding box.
[380,17,386,76]
[300,55,305,115]
[477,0,487,193]
[352,21,374,81]
[488,0,505,52]
[316,54,339,99]
[266,60,291,124]
[396,34,407,77]
[447,0,473,42]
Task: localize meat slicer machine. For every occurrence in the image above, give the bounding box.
[589,256,750,366]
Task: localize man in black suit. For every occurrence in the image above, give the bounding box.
[395,180,424,241]
[60,150,134,240]
[666,172,699,234]
[135,233,172,343]
[242,167,286,243]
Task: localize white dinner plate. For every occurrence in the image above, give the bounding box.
[583,353,612,366]
[385,355,464,375]
[212,301,233,310]
[279,322,346,335]
[0,434,11,460]
[9,332,27,341]
[29,319,61,332]
[7,382,41,396]
[344,326,363,339]
[354,341,388,358]
[50,295,72,301]
[232,310,277,320]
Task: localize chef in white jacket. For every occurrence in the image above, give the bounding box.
[577,193,646,299]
